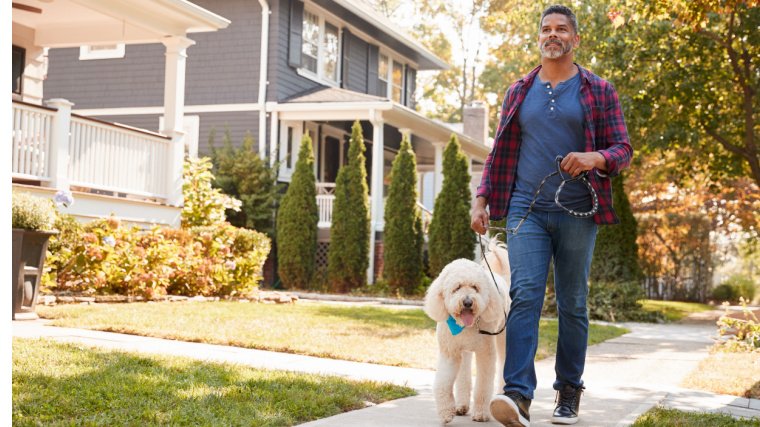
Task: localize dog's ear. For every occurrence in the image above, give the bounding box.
[423,267,450,323]
[481,276,508,323]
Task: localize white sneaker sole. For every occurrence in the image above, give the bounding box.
[490,395,529,427]
[551,415,579,424]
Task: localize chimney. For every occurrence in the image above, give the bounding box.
[463,101,489,145]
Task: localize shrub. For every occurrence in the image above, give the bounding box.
[587,281,665,322]
[590,173,642,284]
[12,191,57,231]
[383,135,424,294]
[715,299,760,352]
[328,121,371,292]
[209,126,282,237]
[276,133,318,289]
[182,156,241,228]
[713,275,756,303]
[428,134,475,277]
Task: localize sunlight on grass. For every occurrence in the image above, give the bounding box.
[38,301,627,370]
[640,300,715,322]
[680,352,760,399]
[632,407,760,426]
[12,337,415,426]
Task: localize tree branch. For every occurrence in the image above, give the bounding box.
[702,124,747,158]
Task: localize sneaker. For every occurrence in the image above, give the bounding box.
[490,390,531,427]
[551,384,584,424]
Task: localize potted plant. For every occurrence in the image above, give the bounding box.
[11,191,65,320]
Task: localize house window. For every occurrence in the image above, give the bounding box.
[79,44,126,60]
[378,53,405,103]
[302,11,319,74]
[12,45,24,95]
[378,54,389,98]
[301,10,340,84]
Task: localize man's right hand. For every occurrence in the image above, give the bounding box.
[470,196,489,235]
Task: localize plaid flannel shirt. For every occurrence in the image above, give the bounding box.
[478,64,632,225]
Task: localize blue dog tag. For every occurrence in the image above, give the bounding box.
[447,315,465,336]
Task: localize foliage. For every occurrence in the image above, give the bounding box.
[428,134,475,277]
[12,191,57,231]
[715,299,760,353]
[328,121,371,292]
[586,281,665,323]
[590,173,642,284]
[639,299,714,322]
[277,133,318,289]
[44,216,270,297]
[182,156,241,228]
[713,275,757,302]
[383,135,425,294]
[632,406,759,427]
[208,126,282,237]
[12,338,415,427]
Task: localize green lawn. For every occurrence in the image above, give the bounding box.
[37,301,628,370]
[12,337,415,427]
[632,407,760,426]
[640,300,715,322]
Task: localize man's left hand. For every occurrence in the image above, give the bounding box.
[561,152,607,177]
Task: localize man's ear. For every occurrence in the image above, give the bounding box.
[573,33,580,48]
[424,268,450,323]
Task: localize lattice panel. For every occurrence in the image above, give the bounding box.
[316,241,330,268]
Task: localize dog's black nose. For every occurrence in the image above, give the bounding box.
[463,297,473,308]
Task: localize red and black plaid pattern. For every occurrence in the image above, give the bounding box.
[478,64,632,225]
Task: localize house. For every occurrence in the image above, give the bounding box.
[41,0,493,283]
[11,0,230,227]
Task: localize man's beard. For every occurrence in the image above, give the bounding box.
[539,38,572,59]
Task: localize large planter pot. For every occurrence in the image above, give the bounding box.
[12,229,56,320]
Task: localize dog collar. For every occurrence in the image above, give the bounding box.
[446,315,465,335]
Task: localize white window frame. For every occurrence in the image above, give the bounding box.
[298,7,342,87]
[79,44,126,60]
[278,120,304,182]
[378,49,405,104]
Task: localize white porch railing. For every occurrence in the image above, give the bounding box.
[12,100,173,200]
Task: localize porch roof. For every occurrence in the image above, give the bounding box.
[271,88,492,161]
[12,0,230,48]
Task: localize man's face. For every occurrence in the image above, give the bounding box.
[537,13,580,59]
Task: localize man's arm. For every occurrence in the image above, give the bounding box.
[596,83,632,177]
[470,196,489,235]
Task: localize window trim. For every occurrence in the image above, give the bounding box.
[79,44,126,60]
[278,120,304,182]
[378,49,406,104]
[299,7,341,87]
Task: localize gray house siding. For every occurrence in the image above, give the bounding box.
[275,0,324,101]
[44,0,261,109]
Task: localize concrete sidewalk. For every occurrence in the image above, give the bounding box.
[12,315,759,426]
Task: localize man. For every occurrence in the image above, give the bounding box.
[470,5,632,426]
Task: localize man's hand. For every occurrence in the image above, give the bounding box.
[471,196,489,235]
[560,152,607,177]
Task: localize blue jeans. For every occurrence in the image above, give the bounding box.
[501,206,598,399]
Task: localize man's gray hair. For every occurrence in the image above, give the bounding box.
[539,5,579,35]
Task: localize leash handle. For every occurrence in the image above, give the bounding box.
[553,156,598,219]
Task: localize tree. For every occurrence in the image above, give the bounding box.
[276,133,318,289]
[209,127,282,237]
[328,121,371,292]
[590,173,642,284]
[181,156,241,228]
[383,135,424,293]
[428,134,475,277]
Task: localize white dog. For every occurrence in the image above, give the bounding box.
[424,240,511,424]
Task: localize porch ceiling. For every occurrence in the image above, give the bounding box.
[269,100,493,162]
[12,0,230,47]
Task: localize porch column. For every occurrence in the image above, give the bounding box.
[161,36,196,207]
[432,142,445,205]
[368,114,385,284]
[45,98,74,192]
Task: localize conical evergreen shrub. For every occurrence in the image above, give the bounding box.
[328,121,371,292]
[383,135,424,294]
[590,173,642,284]
[276,133,318,289]
[428,134,475,277]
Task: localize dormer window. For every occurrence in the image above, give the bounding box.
[300,9,340,85]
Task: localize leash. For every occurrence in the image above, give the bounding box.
[483,155,599,236]
[476,234,507,336]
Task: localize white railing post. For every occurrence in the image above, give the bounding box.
[45,98,74,192]
[161,36,196,207]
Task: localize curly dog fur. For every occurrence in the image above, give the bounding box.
[424,239,511,424]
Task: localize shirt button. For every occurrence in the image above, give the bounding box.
[547,85,550,88]
[550,107,555,110]
[549,91,553,94]
[551,99,555,102]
